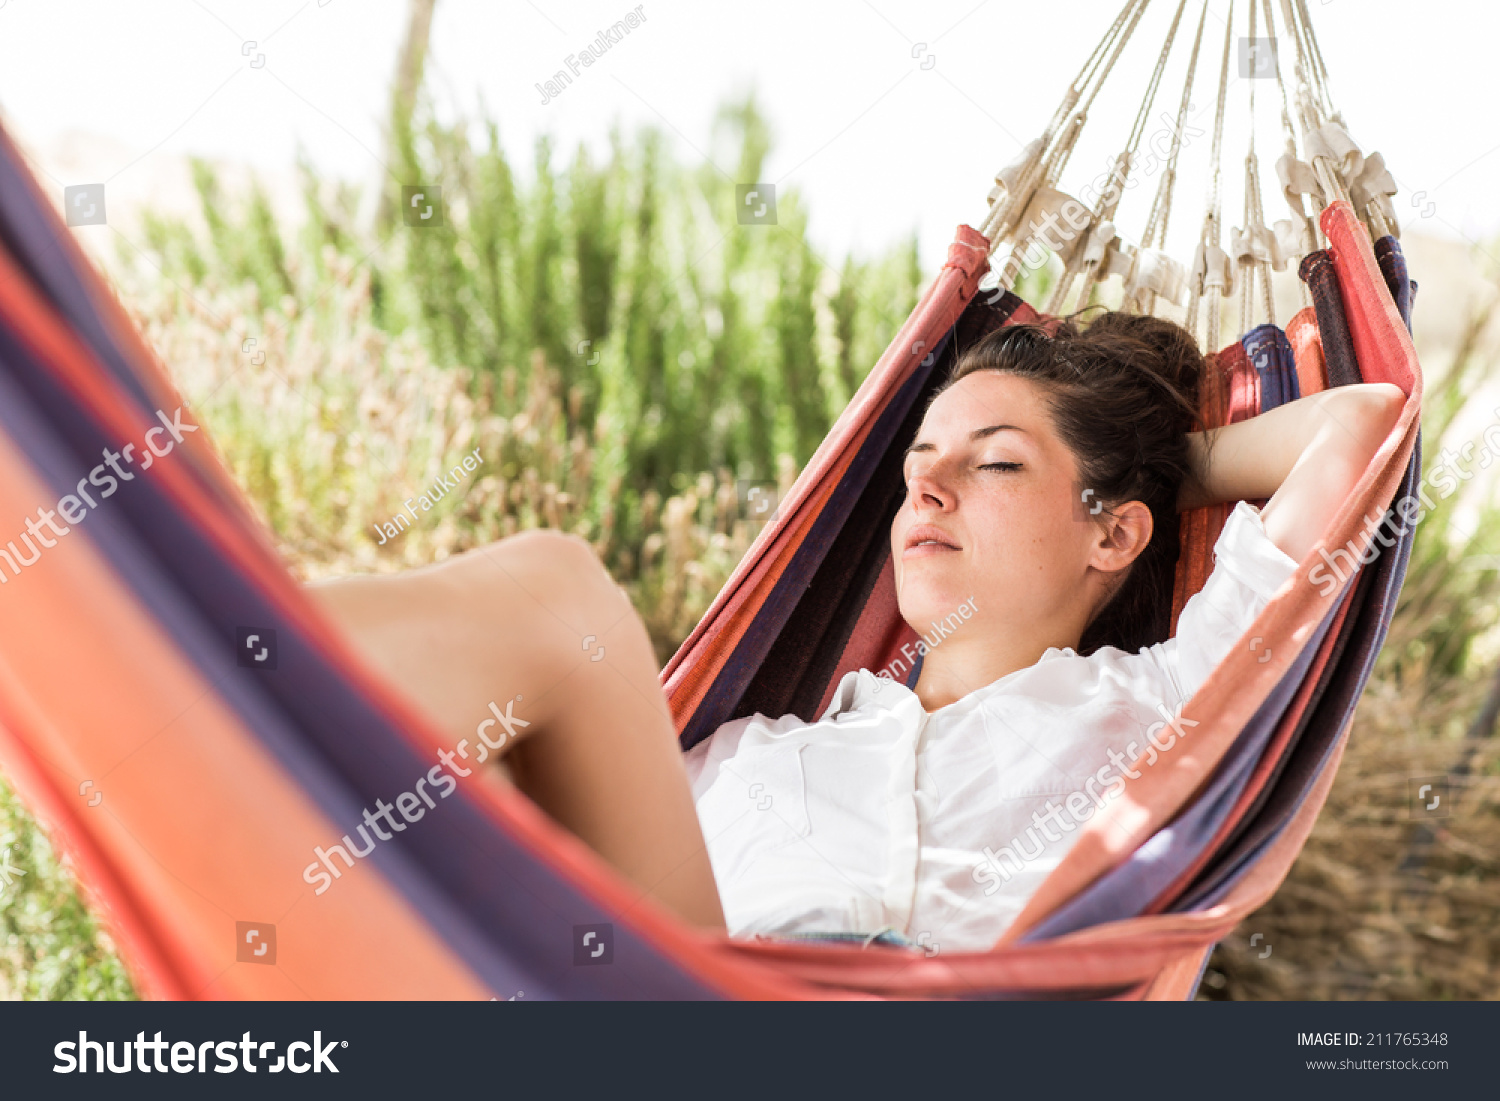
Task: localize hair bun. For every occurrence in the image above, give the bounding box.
[1066,310,1205,417]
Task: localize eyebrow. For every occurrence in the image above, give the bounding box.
[905,424,1027,456]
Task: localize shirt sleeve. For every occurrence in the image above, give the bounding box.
[1164,499,1300,701]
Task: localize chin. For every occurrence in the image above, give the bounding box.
[897,580,966,627]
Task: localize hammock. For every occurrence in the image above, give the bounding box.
[0,0,1422,999]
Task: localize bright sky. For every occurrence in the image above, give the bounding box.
[0,0,1495,275]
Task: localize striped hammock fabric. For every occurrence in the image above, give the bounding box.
[0,119,1421,999]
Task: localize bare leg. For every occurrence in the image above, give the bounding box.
[307,530,726,931]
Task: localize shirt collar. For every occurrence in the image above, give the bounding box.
[824,648,1077,721]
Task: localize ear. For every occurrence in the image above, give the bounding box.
[1089,499,1153,575]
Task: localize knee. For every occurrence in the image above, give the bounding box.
[428,526,622,661]
[471,528,621,621]
[501,528,606,586]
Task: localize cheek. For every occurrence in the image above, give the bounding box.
[969,482,1090,575]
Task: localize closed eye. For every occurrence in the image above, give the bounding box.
[980,462,1023,472]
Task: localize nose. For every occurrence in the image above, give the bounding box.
[906,462,954,514]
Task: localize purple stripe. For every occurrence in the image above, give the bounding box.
[1374,235,1414,334]
[1242,323,1299,410]
[1299,251,1363,386]
[0,306,716,997]
[0,127,158,414]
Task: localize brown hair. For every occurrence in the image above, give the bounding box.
[934,309,1205,654]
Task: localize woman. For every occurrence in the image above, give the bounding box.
[310,311,1404,950]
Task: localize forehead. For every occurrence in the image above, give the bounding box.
[920,371,1051,435]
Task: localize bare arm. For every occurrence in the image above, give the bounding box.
[1178,382,1407,564]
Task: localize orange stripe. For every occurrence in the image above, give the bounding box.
[0,430,490,999]
[1287,306,1329,396]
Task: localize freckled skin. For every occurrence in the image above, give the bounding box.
[889,372,1407,711]
[891,373,1143,666]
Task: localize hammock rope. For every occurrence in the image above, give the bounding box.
[1259,0,1316,313]
[1185,0,1237,350]
[982,0,1401,348]
[1046,0,1190,315]
[1234,0,1276,331]
[978,0,1148,246]
[1124,0,1211,316]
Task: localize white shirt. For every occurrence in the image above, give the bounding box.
[684,501,1299,952]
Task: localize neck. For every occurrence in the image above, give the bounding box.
[910,627,1082,712]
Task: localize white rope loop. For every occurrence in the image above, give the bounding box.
[1185,0,1237,351]
[1124,0,1213,318]
[973,0,1392,351]
[1062,0,1194,315]
[980,0,1145,246]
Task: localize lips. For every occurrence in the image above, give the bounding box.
[904,523,961,556]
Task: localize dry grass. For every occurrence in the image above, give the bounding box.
[1205,677,1500,1000]
[121,253,773,664]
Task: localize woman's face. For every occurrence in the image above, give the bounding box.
[891,371,1120,644]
